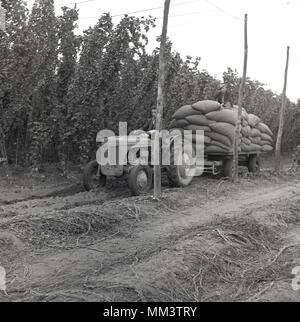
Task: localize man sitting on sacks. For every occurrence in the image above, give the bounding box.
[141,107,157,132]
[214,83,234,109]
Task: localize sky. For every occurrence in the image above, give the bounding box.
[26,0,300,102]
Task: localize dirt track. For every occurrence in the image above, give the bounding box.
[0,168,300,302]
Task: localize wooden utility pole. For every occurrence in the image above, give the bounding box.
[0,6,9,176]
[0,130,9,176]
[0,5,5,32]
[153,0,171,199]
[275,46,290,172]
[233,13,248,182]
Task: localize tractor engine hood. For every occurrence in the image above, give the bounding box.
[96,132,150,148]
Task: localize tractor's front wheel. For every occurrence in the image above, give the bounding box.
[128,165,153,196]
[83,160,106,191]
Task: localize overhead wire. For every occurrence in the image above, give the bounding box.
[62,0,203,9]
[75,0,244,27]
[204,0,242,20]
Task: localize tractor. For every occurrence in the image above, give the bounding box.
[82,130,197,196]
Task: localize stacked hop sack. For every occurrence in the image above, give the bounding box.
[240,111,274,153]
[169,100,274,154]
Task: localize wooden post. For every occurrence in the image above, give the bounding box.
[275,46,290,172]
[153,0,171,199]
[0,6,9,176]
[233,13,248,182]
[0,130,9,176]
[0,5,5,32]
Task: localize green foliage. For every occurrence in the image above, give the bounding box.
[57,6,81,104]
[0,2,299,168]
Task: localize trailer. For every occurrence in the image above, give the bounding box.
[202,152,261,177]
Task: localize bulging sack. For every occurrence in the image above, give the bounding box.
[172,105,204,120]
[261,145,273,152]
[241,143,250,152]
[206,131,232,147]
[249,128,262,138]
[241,125,251,137]
[186,115,216,126]
[210,140,232,151]
[261,133,273,143]
[256,122,273,137]
[206,109,238,125]
[248,114,261,127]
[205,145,231,154]
[174,119,190,128]
[260,140,273,146]
[185,133,211,145]
[192,100,221,113]
[210,123,235,142]
[197,135,211,145]
[241,143,261,152]
[249,143,262,151]
[242,137,251,145]
[184,124,211,132]
[250,137,262,145]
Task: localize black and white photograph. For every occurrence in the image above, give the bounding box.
[0,0,300,307]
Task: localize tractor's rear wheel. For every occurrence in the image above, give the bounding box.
[167,145,196,187]
[128,165,153,196]
[83,160,106,191]
[248,154,261,174]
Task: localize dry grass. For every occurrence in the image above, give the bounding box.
[269,198,300,227]
[1,209,299,302]
[0,193,167,250]
[1,169,299,302]
[107,216,299,302]
[0,204,138,250]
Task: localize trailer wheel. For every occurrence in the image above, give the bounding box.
[167,144,196,187]
[128,165,153,196]
[83,160,106,191]
[223,157,233,178]
[248,155,261,174]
